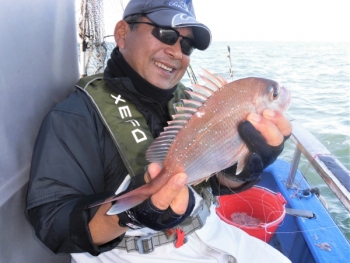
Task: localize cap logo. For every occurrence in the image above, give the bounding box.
[172,13,197,26]
[167,0,190,12]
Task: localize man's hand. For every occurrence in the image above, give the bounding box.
[117,163,195,231]
[239,109,292,172]
[246,109,292,146]
[89,165,194,245]
[147,163,190,216]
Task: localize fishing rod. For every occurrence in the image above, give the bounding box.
[227,44,234,80]
[186,64,198,84]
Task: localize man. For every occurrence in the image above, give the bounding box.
[26,0,292,262]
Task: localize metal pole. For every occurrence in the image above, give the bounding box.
[286,147,302,188]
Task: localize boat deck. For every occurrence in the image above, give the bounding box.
[258,159,350,263]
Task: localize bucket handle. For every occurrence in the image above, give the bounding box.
[259,204,286,229]
[254,186,287,205]
[253,186,287,229]
[276,192,287,205]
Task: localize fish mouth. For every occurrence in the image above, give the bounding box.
[278,86,292,110]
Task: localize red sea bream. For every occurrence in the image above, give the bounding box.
[93,70,291,214]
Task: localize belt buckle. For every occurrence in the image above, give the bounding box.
[136,234,154,254]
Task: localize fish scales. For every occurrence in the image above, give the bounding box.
[163,78,263,184]
[91,71,291,214]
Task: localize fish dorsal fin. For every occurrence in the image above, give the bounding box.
[182,99,202,109]
[146,69,226,164]
[200,68,227,88]
[191,84,214,97]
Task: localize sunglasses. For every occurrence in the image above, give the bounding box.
[127,21,195,56]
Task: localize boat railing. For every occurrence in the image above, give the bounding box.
[287,119,350,212]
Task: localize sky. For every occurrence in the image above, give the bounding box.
[194,0,350,42]
[101,0,350,42]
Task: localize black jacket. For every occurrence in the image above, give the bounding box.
[26,73,176,255]
[26,45,186,256]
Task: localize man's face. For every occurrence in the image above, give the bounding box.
[119,18,193,90]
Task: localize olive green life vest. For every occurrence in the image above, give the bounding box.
[75,74,189,177]
[77,75,212,251]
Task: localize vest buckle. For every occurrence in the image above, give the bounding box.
[174,227,187,248]
[136,234,154,254]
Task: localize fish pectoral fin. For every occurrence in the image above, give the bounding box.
[236,159,245,175]
[191,176,211,186]
[235,145,250,175]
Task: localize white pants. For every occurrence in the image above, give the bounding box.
[71,205,290,263]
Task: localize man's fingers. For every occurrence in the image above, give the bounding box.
[262,109,292,137]
[150,172,189,214]
[247,112,284,146]
[146,163,162,181]
[169,184,190,215]
[147,164,190,214]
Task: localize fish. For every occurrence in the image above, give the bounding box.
[90,69,292,214]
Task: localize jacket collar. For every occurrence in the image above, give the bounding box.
[104,47,176,107]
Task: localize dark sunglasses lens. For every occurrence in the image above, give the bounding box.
[152,28,178,45]
[180,38,194,56]
[152,27,194,56]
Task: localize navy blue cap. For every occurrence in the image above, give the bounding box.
[123,0,211,50]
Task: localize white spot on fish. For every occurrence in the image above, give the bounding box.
[196,111,205,118]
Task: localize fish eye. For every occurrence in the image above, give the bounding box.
[269,85,279,100]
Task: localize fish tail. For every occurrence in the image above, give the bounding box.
[106,169,172,214]
[106,192,151,215]
[86,169,170,211]
[86,184,152,210]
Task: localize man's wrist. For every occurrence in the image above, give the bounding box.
[117,210,144,230]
